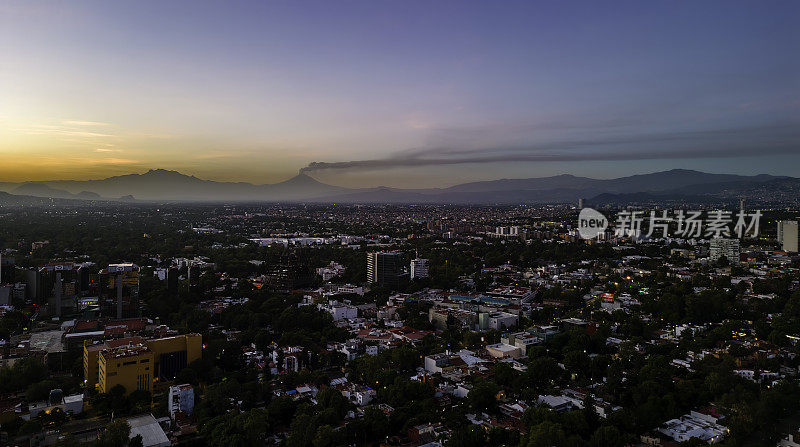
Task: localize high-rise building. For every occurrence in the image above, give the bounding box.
[34,263,89,317]
[367,251,406,289]
[495,226,520,237]
[24,269,40,303]
[264,251,313,292]
[493,226,526,240]
[426,220,474,235]
[410,258,429,279]
[166,267,179,295]
[99,264,140,319]
[709,238,740,263]
[777,221,799,253]
[187,262,199,291]
[0,254,14,284]
[578,198,585,209]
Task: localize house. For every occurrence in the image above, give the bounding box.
[352,385,376,406]
[24,390,84,420]
[454,383,472,398]
[319,301,358,321]
[408,423,448,445]
[337,383,376,406]
[168,384,194,419]
[485,343,522,359]
[480,312,518,330]
[537,394,582,412]
[501,332,541,355]
[658,410,728,444]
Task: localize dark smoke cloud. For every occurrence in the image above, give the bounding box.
[300,123,800,173]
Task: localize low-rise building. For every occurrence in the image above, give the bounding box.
[168,384,194,419]
[501,332,541,355]
[24,390,84,420]
[126,413,170,447]
[480,311,518,330]
[658,410,728,444]
[486,343,522,359]
[319,301,358,321]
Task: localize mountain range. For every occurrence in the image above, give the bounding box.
[0,168,796,205]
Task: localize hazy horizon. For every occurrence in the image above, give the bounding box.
[2,0,799,188]
[0,167,793,192]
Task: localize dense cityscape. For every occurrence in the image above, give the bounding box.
[0,200,797,446]
[3,0,799,446]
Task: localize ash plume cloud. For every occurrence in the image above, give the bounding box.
[300,124,800,173]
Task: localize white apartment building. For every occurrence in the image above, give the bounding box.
[778,221,799,252]
[410,258,429,279]
[709,238,740,263]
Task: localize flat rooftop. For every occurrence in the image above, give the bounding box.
[126,413,170,447]
[101,345,150,360]
[29,330,65,354]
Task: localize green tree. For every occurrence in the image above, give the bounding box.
[445,424,486,447]
[129,434,144,447]
[467,380,500,412]
[97,419,131,447]
[590,426,623,447]
[524,421,567,447]
[313,425,336,447]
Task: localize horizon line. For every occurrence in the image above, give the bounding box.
[0,167,790,190]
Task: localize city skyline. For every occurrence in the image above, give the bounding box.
[1,0,799,188]
[3,2,800,444]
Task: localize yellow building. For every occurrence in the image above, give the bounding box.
[84,333,202,395]
[99,344,154,394]
[83,345,101,390]
[147,334,203,380]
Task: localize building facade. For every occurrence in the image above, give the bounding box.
[367,251,406,289]
[778,221,799,253]
[84,333,202,395]
[168,384,195,418]
[98,264,140,319]
[709,238,740,263]
[32,263,91,317]
[410,258,429,279]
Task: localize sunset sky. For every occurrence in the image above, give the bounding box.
[1,0,798,188]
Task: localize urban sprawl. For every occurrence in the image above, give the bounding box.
[0,202,798,447]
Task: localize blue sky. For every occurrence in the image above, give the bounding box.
[0,0,798,187]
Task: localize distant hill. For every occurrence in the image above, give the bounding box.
[0,190,88,207]
[13,183,77,199]
[12,169,346,202]
[0,168,793,204]
[314,169,788,204]
[12,184,109,202]
[76,191,103,200]
[587,177,800,207]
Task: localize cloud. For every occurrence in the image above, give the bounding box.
[61,120,111,126]
[300,123,800,173]
[20,122,115,138]
[96,158,140,165]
